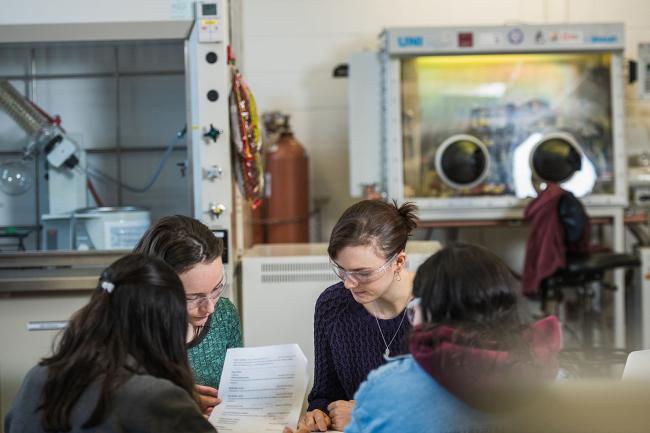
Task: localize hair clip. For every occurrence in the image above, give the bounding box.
[101,281,115,294]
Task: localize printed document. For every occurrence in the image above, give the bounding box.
[208,344,308,432]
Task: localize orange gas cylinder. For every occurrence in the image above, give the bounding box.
[264,129,309,243]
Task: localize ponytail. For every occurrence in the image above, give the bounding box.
[396,200,419,234]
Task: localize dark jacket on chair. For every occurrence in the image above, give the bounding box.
[522,183,590,296]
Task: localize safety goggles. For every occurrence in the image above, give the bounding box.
[185,273,227,309]
[329,253,398,284]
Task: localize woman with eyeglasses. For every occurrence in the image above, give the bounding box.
[134,215,242,417]
[298,200,419,432]
[5,254,216,433]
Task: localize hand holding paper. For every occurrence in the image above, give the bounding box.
[195,384,220,417]
[208,344,308,433]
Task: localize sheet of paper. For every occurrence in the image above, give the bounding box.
[209,344,308,433]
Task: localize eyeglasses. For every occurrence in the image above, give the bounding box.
[330,253,398,285]
[185,273,227,309]
[406,297,421,324]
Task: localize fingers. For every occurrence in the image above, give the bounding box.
[299,410,330,432]
[195,385,220,415]
[195,384,219,397]
[314,410,330,432]
[283,427,311,433]
[327,400,354,431]
[298,412,316,431]
[198,392,220,409]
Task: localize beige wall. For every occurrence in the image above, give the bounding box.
[0,0,189,23]
[242,0,650,241]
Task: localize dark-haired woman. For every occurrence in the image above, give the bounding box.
[299,200,419,432]
[134,215,242,416]
[5,254,215,433]
[343,243,561,433]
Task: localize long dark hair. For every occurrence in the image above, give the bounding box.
[133,215,223,274]
[328,200,418,260]
[411,243,557,412]
[413,242,530,337]
[39,254,197,431]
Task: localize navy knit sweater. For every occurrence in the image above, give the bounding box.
[307,282,411,412]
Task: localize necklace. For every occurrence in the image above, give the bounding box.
[372,305,408,357]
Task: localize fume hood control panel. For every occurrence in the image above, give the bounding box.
[197,1,225,43]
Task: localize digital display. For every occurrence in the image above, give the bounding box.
[212,229,228,263]
[202,3,217,16]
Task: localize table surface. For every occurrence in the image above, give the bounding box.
[417,211,647,228]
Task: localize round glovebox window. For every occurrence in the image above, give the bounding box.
[435,134,490,189]
[530,133,582,183]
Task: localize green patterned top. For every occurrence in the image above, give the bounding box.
[187,297,242,389]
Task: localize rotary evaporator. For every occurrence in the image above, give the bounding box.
[0,79,154,251]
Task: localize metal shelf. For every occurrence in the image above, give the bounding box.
[0,250,126,294]
[0,70,184,81]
